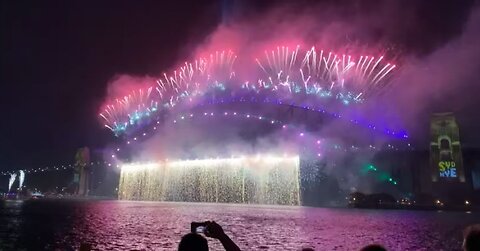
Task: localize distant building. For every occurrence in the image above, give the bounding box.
[374,113,480,205]
[415,112,474,203]
[74,147,90,196]
[430,112,465,182]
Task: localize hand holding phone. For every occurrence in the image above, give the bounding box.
[203,221,226,239]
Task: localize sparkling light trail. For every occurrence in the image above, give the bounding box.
[119,155,301,205]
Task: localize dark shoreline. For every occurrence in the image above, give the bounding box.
[3,197,479,213]
[349,203,479,212]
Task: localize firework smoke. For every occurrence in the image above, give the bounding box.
[376,6,480,144]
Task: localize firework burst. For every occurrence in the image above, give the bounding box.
[99,47,397,135]
[156,50,236,106]
[100,51,236,134]
[100,87,158,135]
[250,46,396,104]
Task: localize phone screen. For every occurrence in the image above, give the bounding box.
[195,226,205,233]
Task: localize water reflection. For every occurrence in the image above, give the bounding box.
[0,200,477,250]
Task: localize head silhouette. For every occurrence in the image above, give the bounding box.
[178,233,208,251]
[463,224,480,251]
[360,244,387,251]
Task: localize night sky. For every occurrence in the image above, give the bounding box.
[0,0,477,171]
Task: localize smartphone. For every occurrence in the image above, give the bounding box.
[195,226,206,233]
[191,222,207,234]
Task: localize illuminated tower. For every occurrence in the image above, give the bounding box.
[74,147,91,196]
[430,113,465,182]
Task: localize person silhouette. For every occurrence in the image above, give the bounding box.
[360,244,387,251]
[178,221,240,251]
[178,233,209,251]
[463,224,480,251]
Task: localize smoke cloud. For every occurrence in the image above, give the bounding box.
[384,6,480,145]
[103,74,157,102]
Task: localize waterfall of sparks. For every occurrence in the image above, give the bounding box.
[18,170,25,189]
[118,155,301,205]
[8,173,17,192]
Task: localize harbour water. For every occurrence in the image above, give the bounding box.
[0,200,478,250]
